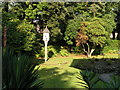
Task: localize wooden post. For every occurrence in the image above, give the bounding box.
[44,41,48,62]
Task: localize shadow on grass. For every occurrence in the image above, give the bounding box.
[70,58,120,75]
[36,57,120,88]
[38,67,86,88]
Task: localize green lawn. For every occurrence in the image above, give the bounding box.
[37,54,118,88]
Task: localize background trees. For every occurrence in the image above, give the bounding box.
[2,2,120,57]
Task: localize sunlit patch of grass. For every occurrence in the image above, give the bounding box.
[92,53,118,58]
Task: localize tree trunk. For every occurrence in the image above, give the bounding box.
[4,2,9,12]
[82,43,95,58]
[87,49,95,58]
[87,54,91,58]
[117,32,120,40]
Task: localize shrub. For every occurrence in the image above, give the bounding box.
[59,49,69,56]
[71,46,83,55]
[38,45,59,58]
[102,40,119,54]
[2,47,43,89]
[48,45,59,57]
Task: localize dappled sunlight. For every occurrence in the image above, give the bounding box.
[36,54,119,88]
[38,65,87,88]
[2,2,120,89]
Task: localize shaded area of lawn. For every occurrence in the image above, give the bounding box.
[36,56,88,88]
[36,54,119,88]
[38,66,87,88]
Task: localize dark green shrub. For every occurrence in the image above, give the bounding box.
[102,40,119,54]
[2,47,43,89]
[93,45,102,55]
[71,46,83,55]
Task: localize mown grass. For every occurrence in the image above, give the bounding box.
[36,53,119,88]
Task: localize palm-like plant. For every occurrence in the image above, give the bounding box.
[103,76,120,89]
[2,47,43,89]
[77,70,100,89]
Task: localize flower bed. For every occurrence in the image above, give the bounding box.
[71,58,120,75]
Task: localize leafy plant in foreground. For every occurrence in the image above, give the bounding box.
[77,70,100,89]
[2,47,43,89]
[102,76,120,89]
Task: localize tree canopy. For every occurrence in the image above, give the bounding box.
[2,2,120,56]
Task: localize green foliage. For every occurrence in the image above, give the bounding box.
[2,47,43,89]
[47,45,59,57]
[64,15,83,45]
[76,15,116,57]
[2,2,119,56]
[102,40,119,54]
[2,10,36,53]
[71,46,83,55]
[78,70,120,88]
[37,45,60,58]
[25,2,69,44]
[77,70,100,89]
[102,14,116,37]
[59,49,69,56]
[7,21,36,52]
[103,76,120,88]
[87,2,106,17]
[25,2,48,21]
[87,17,109,47]
[17,21,36,51]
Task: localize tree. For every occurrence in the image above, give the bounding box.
[115,2,120,40]
[64,2,107,46]
[76,18,109,57]
[2,4,36,53]
[64,15,82,45]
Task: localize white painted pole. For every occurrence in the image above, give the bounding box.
[45,41,48,62]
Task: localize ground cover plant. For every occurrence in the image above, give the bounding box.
[77,70,120,89]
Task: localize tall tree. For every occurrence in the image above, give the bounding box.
[2,2,36,53]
